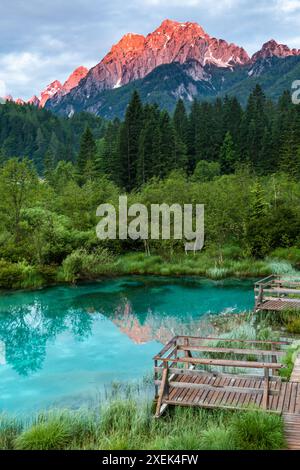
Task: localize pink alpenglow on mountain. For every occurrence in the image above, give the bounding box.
[251,39,300,62]
[62,66,89,94]
[37,67,88,107]
[81,19,250,95]
[7,20,300,109]
[28,95,40,107]
[39,80,63,108]
[4,95,13,102]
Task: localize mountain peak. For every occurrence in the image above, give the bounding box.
[39,80,63,107]
[28,95,40,106]
[154,19,208,39]
[252,39,300,61]
[111,33,146,54]
[46,19,251,109]
[63,66,88,93]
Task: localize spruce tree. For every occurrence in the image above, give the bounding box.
[77,126,97,182]
[219,131,236,173]
[158,110,175,178]
[173,99,188,145]
[118,91,143,191]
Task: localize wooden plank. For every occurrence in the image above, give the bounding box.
[283,413,300,450]
[183,374,199,404]
[283,382,293,413]
[177,336,288,345]
[155,367,283,382]
[153,337,177,360]
[176,375,193,403]
[195,375,213,405]
[209,376,224,406]
[158,356,283,369]
[262,367,269,410]
[295,383,300,414]
[289,383,298,414]
[291,354,300,383]
[255,287,300,295]
[178,345,285,357]
[260,300,300,311]
[169,374,186,402]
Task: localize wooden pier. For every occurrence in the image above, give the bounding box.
[154,336,300,448]
[154,336,291,416]
[255,275,300,312]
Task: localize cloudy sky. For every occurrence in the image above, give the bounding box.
[1,0,300,100]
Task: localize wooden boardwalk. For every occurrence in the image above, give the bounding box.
[154,336,300,449]
[164,373,300,414]
[255,275,300,312]
[284,354,300,449]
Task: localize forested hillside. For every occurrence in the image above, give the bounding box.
[0,102,106,172]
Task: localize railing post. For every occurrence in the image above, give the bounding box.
[184,338,189,369]
[155,363,169,418]
[263,367,269,410]
[256,284,264,310]
[271,344,278,376]
[154,359,158,399]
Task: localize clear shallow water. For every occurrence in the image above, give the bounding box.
[0,276,254,413]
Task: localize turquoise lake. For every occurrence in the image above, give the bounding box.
[0,276,254,413]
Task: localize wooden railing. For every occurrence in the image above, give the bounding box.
[154,336,289,417]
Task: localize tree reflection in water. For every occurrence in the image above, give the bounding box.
[0,302,93,376]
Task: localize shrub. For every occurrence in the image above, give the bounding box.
[231,410,285,450]
[0,259,43,289]
[270,247,300,268]
[62,248,114,282]
[0,259,23,288]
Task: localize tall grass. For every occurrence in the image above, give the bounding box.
[2,243,300,289]
[4,401,285,451]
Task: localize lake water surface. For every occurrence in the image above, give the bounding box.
[0,276,254,413]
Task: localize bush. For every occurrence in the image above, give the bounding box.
[62,248,115,282]
[0,259,43,289]
[270,247,300,268]
[0,259,23,288]
[231,410,285,450]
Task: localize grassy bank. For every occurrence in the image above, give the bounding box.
[0,401,286,450]
[1,245,300,290]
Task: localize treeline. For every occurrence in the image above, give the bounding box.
[0,101,106,172]
[2,85,300,189]
[92,86,300,191]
